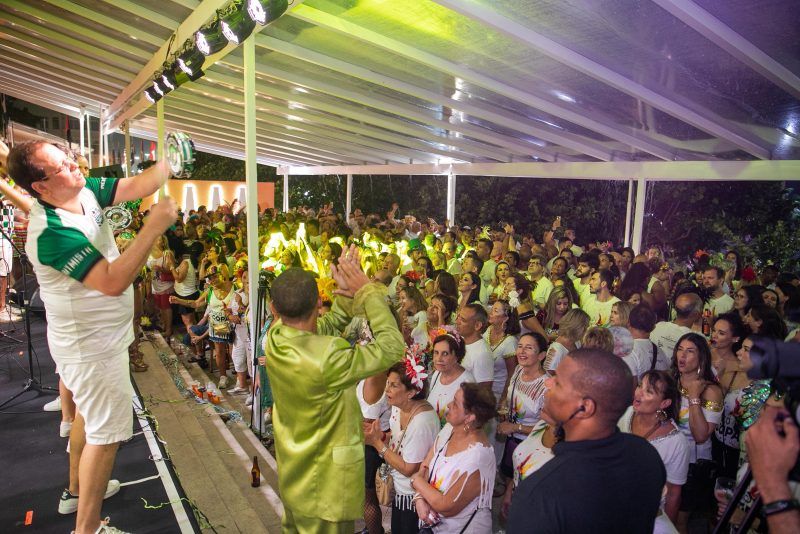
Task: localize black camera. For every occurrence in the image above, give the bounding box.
[748,336,800,425]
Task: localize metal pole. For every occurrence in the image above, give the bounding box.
[123,121,131,178]
[79,104,85,156]
[345,174,353,223]
[157,99,165,197]
[282,174,289,212]
[446,169,457,227]
[243,35,260,380]
[623,179,633,247]
[86,112,92,166]
[631,178,647,255]
[98,106,104,166]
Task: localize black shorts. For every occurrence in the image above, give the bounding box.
[365,444,384,488]
[176,291,200,316]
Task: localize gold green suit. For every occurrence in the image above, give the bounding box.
[265,283,404,524]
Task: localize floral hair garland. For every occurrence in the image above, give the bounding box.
[404,344,429,391]
[429,325,462,345]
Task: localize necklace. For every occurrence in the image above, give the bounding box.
[631,412,663,440]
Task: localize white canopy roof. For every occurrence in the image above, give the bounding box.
[1,0,798,174]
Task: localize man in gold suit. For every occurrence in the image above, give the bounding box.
[266,245,404,533]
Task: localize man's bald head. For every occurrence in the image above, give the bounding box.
[567,348,633,426]
[674,292,702,319]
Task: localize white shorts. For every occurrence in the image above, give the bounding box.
[231,336,249,374]
[58,351,133,445]
[0,238,12,276]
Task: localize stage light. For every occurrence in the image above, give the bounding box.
[246,0,288,25]
[161,69,178,91]
[186,69,204,82]
[196,21,227,56]
[153,78,169,97]
[152,80,165,96]
[221,3,256,44]
[144,87,161,103]
[177,47,205,77]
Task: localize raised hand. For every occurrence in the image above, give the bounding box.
[331,244,370,298]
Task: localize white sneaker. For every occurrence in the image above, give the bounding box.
[218,375,229,389]
[93,516,131,534]
[60,421,72,438]
[58,480,121,514]
[245,394,253,407]
[43,396,62,412]
[227,385,248,395]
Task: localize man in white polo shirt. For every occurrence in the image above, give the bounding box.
[8,141,177,534]
[703,266,734,318]
[527,253,553,310]
[582,270,620,327]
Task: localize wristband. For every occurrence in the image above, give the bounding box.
[689,398,702,406]
[518,423,523,433]
[378,445,388,458]
[763,499,800,517]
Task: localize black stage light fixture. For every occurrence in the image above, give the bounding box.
[152,78,168,97]
[186,69,205,82]
[177,47,206,77]
[196,20,228,55]
[144,86,161,103]
[221,2,256,44]
[161,68,178,91]
[246,0,288,25]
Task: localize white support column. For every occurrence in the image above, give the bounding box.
[79,104,85,156]
[243,35,260,372]
[103,109,110,165]
[98,106,105,166]
[282,174,289,212]
[123,121,131,178]
[631,178,647,255]
[345,174,353,223]
[157,99,165,195]
[86,111,92,166]
[446,169,457,227]
[623,179,633,247]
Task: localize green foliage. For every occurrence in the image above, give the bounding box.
[188,151,277,183]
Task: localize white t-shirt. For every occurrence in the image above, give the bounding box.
[27,178,133,364]
[427,369,475,428]
[530,276,554,310]
[575,279,592,307]
[545,341,570,372]
[504,367,548,440]
[581,294,620,327]
[618,406,690,486]
[388,407,440,495]
[705,294,734,317]
[462,338,494,384]
[483,331,518,401]
[676,394,723,463]
[650,321,693,359]
[356,380,391,431]
[512,420,554,487]
[623,338,670,379]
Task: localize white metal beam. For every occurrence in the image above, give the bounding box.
[244,35,260,348]
[346,174,353,222]
[282,174,289,212]
[446,170,457,226]
[290,4,680,161]
[0,60,118,100]
[253,33,613,161]
[95,0,181,31]
[0,12,143,73]
[0,83,82,117]
[278,159,800,182]
[653,0,800,101]
[433,0,772,160]
[623,179,633,248]
[631,178,647,254]
[2,0,150,59]
[39,0,165,47]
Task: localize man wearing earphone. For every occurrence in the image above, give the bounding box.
[507,348,666,533]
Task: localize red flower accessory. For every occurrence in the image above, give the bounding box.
[741,266,757,282]
[694,249,709,259]
[403,344,428,391]
[404,270,422,283]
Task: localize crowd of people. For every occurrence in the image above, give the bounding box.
[2,139,799,534]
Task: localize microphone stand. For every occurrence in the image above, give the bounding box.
[0,220,57,409]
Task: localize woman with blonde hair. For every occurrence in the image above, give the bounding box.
[539,288,574,342]
[610,300,635,328]
[544,308,589,372]
[581,326,614,353]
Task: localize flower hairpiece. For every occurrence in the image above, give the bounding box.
[404,344,428,391]
[429,325,462,345]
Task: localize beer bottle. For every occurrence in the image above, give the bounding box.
[702,309,711,337]
[251,456,261,487]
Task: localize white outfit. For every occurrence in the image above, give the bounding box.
[619,407,689,534]
[623,338,670,379]
[650,322,693,359]
[428,425,496,534]
[462,338,494,384]
[704,294,734,317]
[173,259,198,297]
[529,276,553,310]
[676,394,723,463]
[356,380,391,432]
[483,330,518,402]
[581,294,620,327]
[147,254,174,295]
[388,407,440,496]
[229,289,249,373]
[427,369,475,428]
[511,420,554,487]
[545,341,570,372]
[505,367,547,440]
